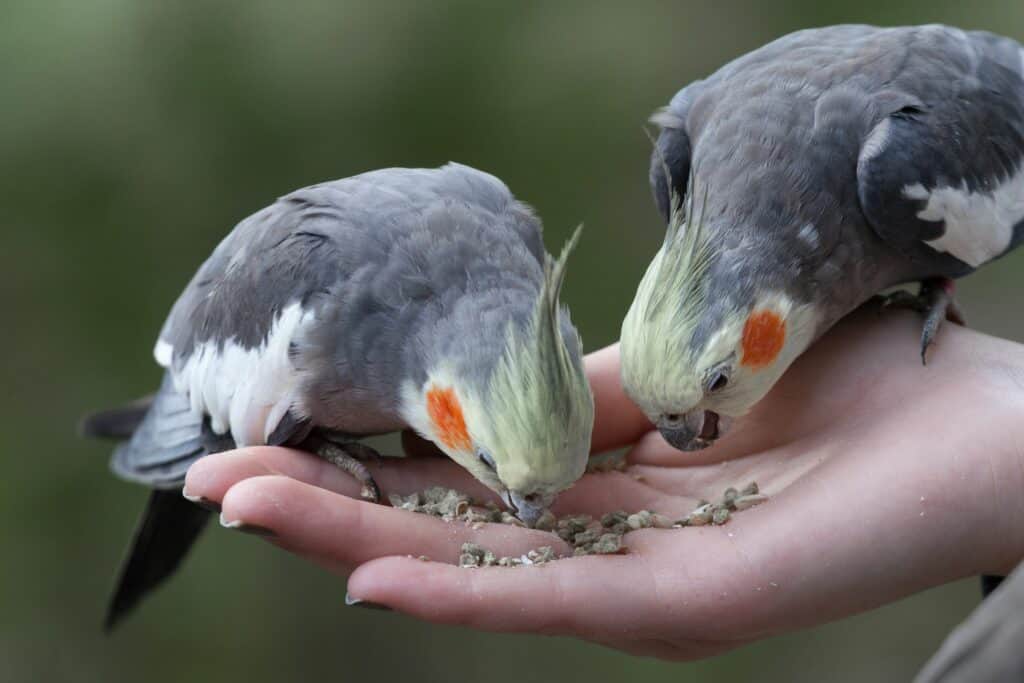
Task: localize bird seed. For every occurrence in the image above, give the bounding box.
[391,481,766,568]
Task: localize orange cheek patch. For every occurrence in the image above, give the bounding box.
[425,386,471,451]
[740,309,786,370]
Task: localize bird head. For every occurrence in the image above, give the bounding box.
[402,228,594,525]
[620,186,819,452]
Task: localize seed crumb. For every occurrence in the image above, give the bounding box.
[534,510,557,532]
[394,481,765,567]
[734,494,768,511]
[712,507,731,525]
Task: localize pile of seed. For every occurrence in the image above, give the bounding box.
[679,482,767,527]
[391,482,767,568]
[458,543,557,568]
[388,486,525,526]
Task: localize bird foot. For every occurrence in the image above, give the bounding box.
[319,430,385,466]
[879,277,966,365]
[307,435,382,502]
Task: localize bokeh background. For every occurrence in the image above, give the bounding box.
[4,1,1023,681]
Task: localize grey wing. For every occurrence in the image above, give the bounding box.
[151,176,367,447]
[649,81,703,224]
[156,162,540,363]
[152,163,538,445]
[857,28,1024,275]
[156,197,347,362]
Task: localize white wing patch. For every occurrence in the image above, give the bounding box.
[172,302,314,447]
[154,339,173,367]
[904,164,1024,267]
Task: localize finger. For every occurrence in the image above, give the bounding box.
[217,474,570,569]
[185,446,496,507]
[585,344,652,453]
[346,553,650,639]
[186,444,688,519]
[344,532,756,652]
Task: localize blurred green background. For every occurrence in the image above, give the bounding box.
[3,1,1023,681]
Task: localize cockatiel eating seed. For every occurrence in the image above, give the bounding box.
[83,163,594,630]
[621,24,1024,452]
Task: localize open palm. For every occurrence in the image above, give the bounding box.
[184,304,1024,660]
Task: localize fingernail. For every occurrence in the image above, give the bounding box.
[345,593,392,611]
[219,512,276,537]
[182,489,222,513]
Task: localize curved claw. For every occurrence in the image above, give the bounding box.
[879,277,965,365]
[360,478,382,504]
[918,277,962,366]
[309,436,384,504]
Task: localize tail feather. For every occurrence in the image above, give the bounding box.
[84,374,216,632]
[104,490,211,632]
[91,374,305,631]
[106,374,207,487]
[79,396,154,440]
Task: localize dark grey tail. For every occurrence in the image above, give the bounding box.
[104,490,211,632]
[79,396,154,440]
[85,374,215,632]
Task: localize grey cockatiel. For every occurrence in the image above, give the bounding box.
[84,163,594,630]
[621,24,1024,452]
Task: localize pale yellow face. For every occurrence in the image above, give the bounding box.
[398,357,593,524]
[394,225,594,524]
[690,294,820,418]
[621,285,820,450]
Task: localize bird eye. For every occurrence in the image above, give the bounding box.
[707,371,729,393]
[478,450,497,470]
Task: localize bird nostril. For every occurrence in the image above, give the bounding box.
[665,413,680,423]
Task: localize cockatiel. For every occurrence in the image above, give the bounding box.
[84,163,594,630]
[621,24,1024,452]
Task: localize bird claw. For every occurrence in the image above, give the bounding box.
[360,481,381,502]
[308,435,383,503]
[879,277,965,365]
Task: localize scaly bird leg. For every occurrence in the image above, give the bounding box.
[319,429,385,466]
[880,277,965,365]
[304,433,382,502]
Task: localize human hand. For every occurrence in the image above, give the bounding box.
[183,304,1024,660]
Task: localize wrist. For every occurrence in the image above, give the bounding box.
[947,331,1024,575]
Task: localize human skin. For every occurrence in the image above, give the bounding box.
[183,305,1024,660]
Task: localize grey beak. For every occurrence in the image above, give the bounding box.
[657,410,720,452]
[504,490,551,528]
